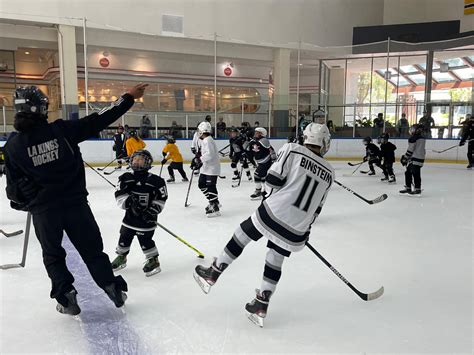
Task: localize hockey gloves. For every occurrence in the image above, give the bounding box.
[459,140,465,146]
[161,159,167,165]
[400,155,409,166]
[191,157,203,170]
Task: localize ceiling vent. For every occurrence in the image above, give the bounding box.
[162,15,184,37]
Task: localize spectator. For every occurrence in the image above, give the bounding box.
[140,114,152,138]
[397,113,410,137]
[327,120,335,134]
[217,117,226,138]
[124,124,131,140]
[169,120,182,139]
[372,113,384,137]
[418,109,435,138]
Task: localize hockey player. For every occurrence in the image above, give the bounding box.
[111,150,168,276]
[194,123,333,327]
[248,127,276,200]
[362,136,383,175]
[126,130,146,157]
[161,136,188,182]
[229,127,252,183]
[459,114,473,169]
[3,83,147,315]
[399,124,426,196]
[191,121,221,217]
[378,133,396,183]
[0,145,5,177]
[191,115,212,175]
[241,122,257,168]
[113,125,127,169]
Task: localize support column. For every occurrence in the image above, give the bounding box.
[424,50,434,112]
[272,48,291,137]
[57,25,79,120]
[328,68,345,128]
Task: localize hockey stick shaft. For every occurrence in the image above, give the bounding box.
[156,222,205,258]
[432,139,473,153]
[306,242,383,301]
[350,161,365,175]
[159,164,164,177]
[347,161,364,167]
[334,180,387,205]
[98,157,118,170]
[84,161,116,188]
[1,212,31,270]
[184,168,195,207]
[218,144,230,155]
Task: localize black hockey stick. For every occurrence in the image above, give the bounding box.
[343,161,366,177]
[219,175,226,179]
[0,229,23,237]
[432,139,473,153]
[1,213,32,270]
[97,157,118,171]
[232,165,244,188]
[156,222,205,258]
[335,180,388,205]
[347,161,364,167]
[306,242,384,301]
[218,144,230,156]
[184,168,195,207]
[159,163,164,177]
[103,168,120,176]
[84,161,116,188]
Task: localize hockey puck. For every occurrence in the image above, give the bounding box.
[198,255,205,259]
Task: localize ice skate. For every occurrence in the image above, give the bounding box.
[104,283,127,308]
[205,201,221,217]
[111,254,127,271]
[368,170,376,176]
[56,290,81,316]
[245,289,272,328]
[143,256,161,277]
[380,176,389,182]
[408,188,422,197]
[232,172,241,181]
[167,177,175,183]
[182,177,189,182]
[114,165,122,170]
[250,189,262,200]
[399,187,411,195]
[467,164,472,169]
[388,175,396,183]
[193,259,228,294]
[247,172,253,181]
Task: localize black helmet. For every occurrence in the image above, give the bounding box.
[130,149,153,171]
[380,133,389,143]
[363,136,372,144]
[205,115,212,122]
[229,127,239,134]
[14,86,49,117]
[409,124,423,136]
[167,136,176,144]
[129,130,138,137]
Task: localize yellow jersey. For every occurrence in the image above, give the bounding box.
[162,143,183,163]
[126,138,146,156]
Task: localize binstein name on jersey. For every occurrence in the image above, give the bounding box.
[300,156,332,184]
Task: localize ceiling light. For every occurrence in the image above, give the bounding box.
[24,51,30,55]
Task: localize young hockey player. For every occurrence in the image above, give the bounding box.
[111,150,168,276]
[161,136,188,183]
[241,122,257,168]
[0,145,5,177]
[459,114,473,169]
[191,121,221,217]
[191,115,212,175]
[229,127,252,183]
[193,123,333,327]
[248,127,276,200]
[126,130,146,157]
[378,133,397,183]
[399,124,426,196]
[113,125,127,169]
[362,136,383,175]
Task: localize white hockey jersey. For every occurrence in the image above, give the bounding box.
[191,131,201,152]
[250,143,334,252]
[200,136,221,176]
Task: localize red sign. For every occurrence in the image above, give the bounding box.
[224,67,232,76]
[99,57,110,68]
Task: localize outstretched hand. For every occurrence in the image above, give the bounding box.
[128,83,148,99]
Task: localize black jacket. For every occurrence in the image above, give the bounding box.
[461,121,474,143]
[5,94,135,213]
[380,142,397,163]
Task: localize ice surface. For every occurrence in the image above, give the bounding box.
[1,162,472,354]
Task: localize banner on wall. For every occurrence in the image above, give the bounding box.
[465,0,474,15]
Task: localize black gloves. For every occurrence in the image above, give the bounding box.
[191,157,203,170]
[161,159,167,165]
[400,155,408,166]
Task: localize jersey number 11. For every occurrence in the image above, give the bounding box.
[293,176,319,212]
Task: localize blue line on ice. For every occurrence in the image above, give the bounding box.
[64,235,150,355]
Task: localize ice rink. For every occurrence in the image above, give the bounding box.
[1,161,472,354]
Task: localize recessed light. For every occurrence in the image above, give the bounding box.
[24,51,30,55]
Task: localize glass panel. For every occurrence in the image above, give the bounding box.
[432,72,455,82]
[407,74,426,85]
[419,62,439,70]
[442,58,465,68]
[399,64,418,74]
[452,68,473,80]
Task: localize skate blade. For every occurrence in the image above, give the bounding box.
[250,197,262,201]
[246,311,264,328]
[145,266,161,277]
[193,271,212,294]
[112,264,127,272]
[206,211,221,218]
[407,194,422,197]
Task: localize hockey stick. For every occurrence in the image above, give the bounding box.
[306,242,384,301]
[84,161,116,188]
[232,165,244,188]
[103,168,120,176]
[97,157,118,171]
[1,213,32,270]
[334,180,388,205]
[347,161,364,167]
[0,229,23,237]
[159,163,164,177]
[184,168,195,207]
[156,222,205,258]
[432,140,473,153]
[218,144,230,156]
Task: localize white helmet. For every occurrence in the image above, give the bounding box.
[303,123,331,156]
[313,109,326,124]
[254,127,267,137]
[198,121,212,136]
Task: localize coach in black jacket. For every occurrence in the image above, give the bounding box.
[4,83,147,315]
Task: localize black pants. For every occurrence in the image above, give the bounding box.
[168,162,187,179]
[231,153,249,170]
[405,164,422,189]
[254,161,272,183]
[116,225,158,259]
[467,140,473,165]
[368,158,383,173]
[382,160,394,177]
[198,174,218,203]
[32,203,126,302]
[115,149,126,165]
